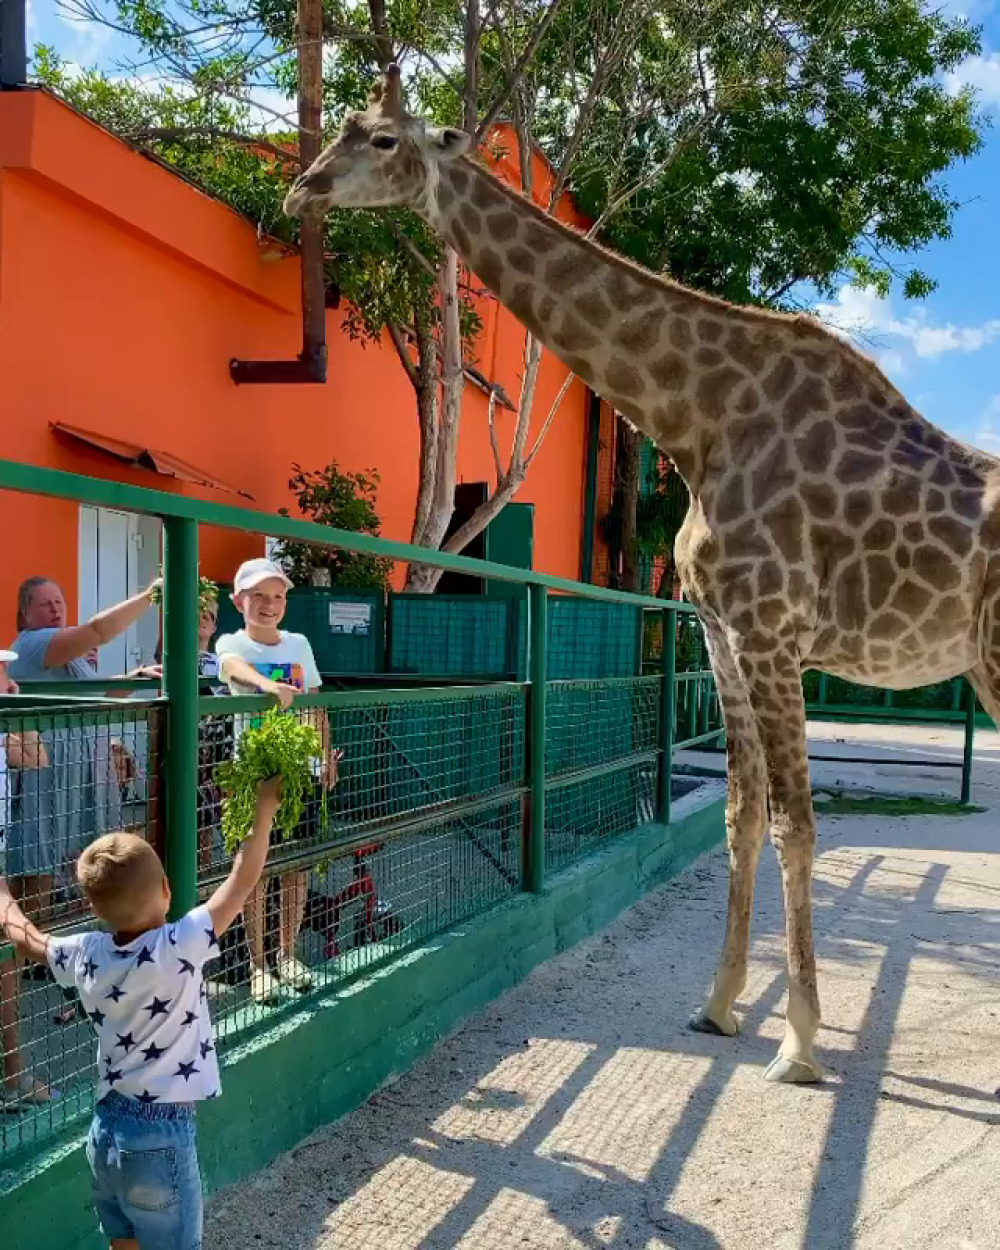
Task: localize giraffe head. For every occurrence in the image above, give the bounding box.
[283,64,470,218]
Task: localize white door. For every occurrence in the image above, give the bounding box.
[78,507,162,678]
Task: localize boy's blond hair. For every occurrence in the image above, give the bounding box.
[77,833,166,930]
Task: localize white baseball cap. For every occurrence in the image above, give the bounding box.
[233,558,293,595]
[0,649,17,663]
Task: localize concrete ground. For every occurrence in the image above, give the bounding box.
[205,723,1000,1250]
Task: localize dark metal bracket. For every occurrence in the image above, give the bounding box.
[229,283,339,385]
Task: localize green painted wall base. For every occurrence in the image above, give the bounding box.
[3,794,724,1249]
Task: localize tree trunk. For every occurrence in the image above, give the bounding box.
[617,415,641,593]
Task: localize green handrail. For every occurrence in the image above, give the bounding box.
[0,458,697,613]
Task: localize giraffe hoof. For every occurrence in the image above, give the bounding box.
[763,1055,823,1084]
[688,1009,739,1038]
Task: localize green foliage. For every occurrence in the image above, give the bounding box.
[272,460,393,589]
[530,0,984,307]
[214,708,322,852]
[148,570,219,611]
[33,0,987,349]
[812,791,984,817]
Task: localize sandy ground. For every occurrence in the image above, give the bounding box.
[205,724,1000,1250]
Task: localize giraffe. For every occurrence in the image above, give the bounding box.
[284,65,1000,1084]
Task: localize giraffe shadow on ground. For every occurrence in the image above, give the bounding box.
[204,815,1000,1250]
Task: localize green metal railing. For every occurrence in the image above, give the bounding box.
[0,459,709,1159]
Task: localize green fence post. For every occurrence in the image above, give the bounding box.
[525,583,547,892]
[658,607,676,825]
[817,672,828,706]
[162,516,199,919]
[961,679,976,805]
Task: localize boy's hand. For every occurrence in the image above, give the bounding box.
[267,681,298,710]
[1,676,18,696]
[257,775,282,812]
[322,748,344,790]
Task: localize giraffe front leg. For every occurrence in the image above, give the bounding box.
[737,645,822,1084]
[689,628,768,1039]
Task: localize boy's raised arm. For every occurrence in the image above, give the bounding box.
[206,777,281,937]
[0,878,50,964]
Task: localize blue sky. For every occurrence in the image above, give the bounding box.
[31,1,1000,453]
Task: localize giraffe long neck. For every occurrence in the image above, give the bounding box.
[426,157,748,484]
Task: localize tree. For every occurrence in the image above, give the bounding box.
[45,0,985,590]
[272,461,393,588]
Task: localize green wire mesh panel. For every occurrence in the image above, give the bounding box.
[545,677,660,776]
[195,689,526,880]
[207,799,523,1053]
[0,701,164,1155]
[192,687,526,1053]
[547,598,643,679]
[388,594,525,678]
[543,676,660,874]
[545,761,657,874]
[802,670,966,713]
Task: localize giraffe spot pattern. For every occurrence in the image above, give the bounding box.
[507,246,536,275]
[576,290,613,329]
[796,422,838,474]
[488,211,519,242]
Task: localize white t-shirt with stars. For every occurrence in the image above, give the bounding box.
[47,904,221,1106]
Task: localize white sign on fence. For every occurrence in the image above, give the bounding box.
[328,601,372,636]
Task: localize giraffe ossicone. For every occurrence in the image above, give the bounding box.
[286,67,1000,1087]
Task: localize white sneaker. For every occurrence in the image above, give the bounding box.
[248,966,283,1005]
[276,955,314,992]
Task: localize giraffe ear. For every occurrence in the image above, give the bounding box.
[427,127,471,161]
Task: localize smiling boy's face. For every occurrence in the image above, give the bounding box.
[234,577,288,637]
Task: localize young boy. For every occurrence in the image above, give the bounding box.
[214,557,340,1005]
[0,776,282,1250]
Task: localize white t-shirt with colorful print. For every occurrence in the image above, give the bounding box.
[214,630,321,696]
[214,630,323,774]
[47,905,222,1106]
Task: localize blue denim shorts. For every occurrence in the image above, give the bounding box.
[87,1091,203,1250]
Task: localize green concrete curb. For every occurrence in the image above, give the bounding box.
[2,793,724,1249]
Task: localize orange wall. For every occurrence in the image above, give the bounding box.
[0,92,589,637]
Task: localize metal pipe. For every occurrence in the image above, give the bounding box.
[525,584,547,892]
[0,0,27,88]
[162,516,200,918]
[657,607,676,824]
[296,0,326,378]
[229,0,327,384]
[580,390,601,582]
[961,678,976,805]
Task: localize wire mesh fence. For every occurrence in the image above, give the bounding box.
[545,762,658,875]
[0,457,725,1167]
[1,701,162,1152]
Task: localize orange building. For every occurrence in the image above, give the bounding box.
[0,88,615,671]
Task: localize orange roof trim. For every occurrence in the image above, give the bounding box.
[50,422,254,499]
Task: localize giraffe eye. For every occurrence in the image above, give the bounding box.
[372,134,398,150]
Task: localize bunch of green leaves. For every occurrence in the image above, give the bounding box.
[148,569,219,612]
[214,707,322,853]
[272,460,393,588]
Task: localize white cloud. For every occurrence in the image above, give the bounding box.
[814,285,1000,361]
[875,348,907,378]
[55,4,112,67]
[944,52,1000,105]
[973,395,1000,451]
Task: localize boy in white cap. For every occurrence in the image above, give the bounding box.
[214,559,340,1004]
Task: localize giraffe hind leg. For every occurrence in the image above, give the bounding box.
[688,626,768,1040]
